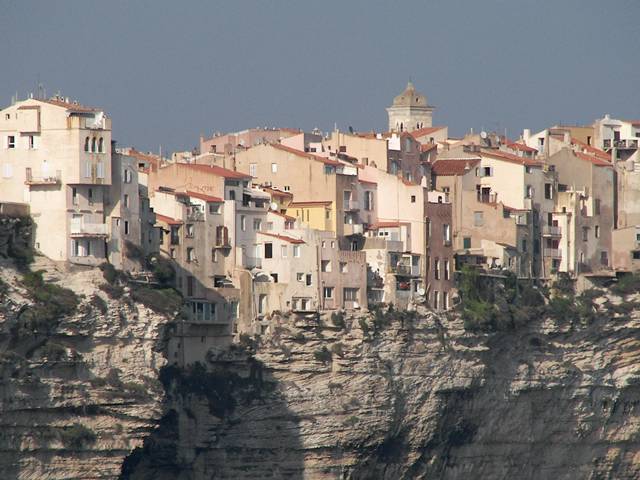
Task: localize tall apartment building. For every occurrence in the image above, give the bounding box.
[0,96,112,265]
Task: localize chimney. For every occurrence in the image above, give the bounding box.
[523,129,531,141]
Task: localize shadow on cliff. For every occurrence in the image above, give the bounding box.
[119,350,305,480]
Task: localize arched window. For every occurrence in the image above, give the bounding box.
[84,137,90,152]
[98,137,104,153]
[91,138,96,152]
[400,122,404,132]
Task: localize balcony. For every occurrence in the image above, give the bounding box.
[344,200,359,211]
[603,139,612,150]
[186,208,204,222]
[614,139,639,149]
[543,248,562,259]
[70,223,108,237]
[25,168,61,186]
[214,226,231,249]
[390,263,420,276]
[343,223,364,235]
[542,225,562,237]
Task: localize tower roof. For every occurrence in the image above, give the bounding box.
[392,81,427,107]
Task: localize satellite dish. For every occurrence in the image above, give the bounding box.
[417,287,426,296]
[270,202,278,211]
[480,131,488,139]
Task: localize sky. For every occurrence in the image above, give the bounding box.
[1,1,639,154]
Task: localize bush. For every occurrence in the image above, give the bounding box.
[358,318,370,336]
[131,286,181,315]
[331,311,346,329]
[146,254,175,287]
[124,240,145,261]
[99,263,121,284]
[313,346,332,364]
[612,273,640,296]
[552,273,575,297]
[38,342,67,361]
[90,295,108,315]
[330,342,345,358]
[59,423,96,450]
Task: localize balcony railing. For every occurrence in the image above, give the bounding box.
[70,223,108,237]
[25,168,61,186]
[543,248,562,258]
[343,223,364,235]
[603,139,612,149]
[614,139,639,149]
[186,209,204,222]
[542,225,562,236]
[390,263,420,276]
[344,200,360,211]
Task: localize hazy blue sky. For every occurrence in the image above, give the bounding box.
[2,1,639,153]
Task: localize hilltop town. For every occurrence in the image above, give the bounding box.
[1,82,638,364]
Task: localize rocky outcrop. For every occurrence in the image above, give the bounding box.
[124,297,640,480]
[0,259,171,479]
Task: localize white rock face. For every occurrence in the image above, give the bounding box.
[0,259,170,480]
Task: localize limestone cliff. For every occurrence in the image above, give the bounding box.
[123,296,640,480]
[0,258,170,479]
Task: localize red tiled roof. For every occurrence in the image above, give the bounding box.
[257,231,305,244]
[480,149,542,166]
[506,142,537,153]
[288,200,332,207]
[625,120,640,126]
[185,190,223,202]
[368,221,402,229]
[574,151,613,167]
[127,148,161,167]
[268,210,296,221]
[38,98,99,113]
[420,143,438,153]
[431,159,480,176]
[178,163,251,179]
[570,138,610,161]
[410,126,446,139]
[155,214,182,225]
[272,143,341,166]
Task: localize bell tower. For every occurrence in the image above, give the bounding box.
[386,81,434,133]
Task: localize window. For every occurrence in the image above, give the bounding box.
[253,218,262,230]
[340,262,347,273]
[84,137,90,152]
[364,191,374,211]
[443,292,449,310]
[72,187,78,205]
[434,258,440,280]
[525,166,532,174]
[595,226,600,238]
[522,239,527,252]
[98,137,104,153]
[212,249,218,262]
[249,163,257,177]
[544,183,553,200]
[323,287,334,299]
[271,163,278,173]
[526,185,533,198]
[344,288,358,302]
[4,114,9,120]
[91,138,96,152]
[600,251,609,266]
[595,198,601,215]
[284,185,290,192]
[474,211,484,227]
[88,188,94,205]
[229,189,236,201]
[97,161,104,179]
[411,195,416,203]
[171,226,180,245]
[482,166,492,177]
[186,224,194,238]
[325,209,331,219]
[339,146,347,153]
[264,242,273,259]
[433,291,439,310]
[123,194,129,208]
[28,135,35,149]
[463,237,471,249]
[321,241,326,248]
[582,227,589,241]
[124,220,130,235]
[241,215,246,231]
[296,272,304,282]
[7,136,15,149]
[187,247,195,262]
[123,169,132,183]
[331,241,335,249]
[633,251,640,260]
[293,245,300,257]
[321,260,331,272]
[443,224,451,245]
[324,165,335,175]
[209,203,221,214]
[258,294,267,314]
[444,259,450,280]
[306,273,312,286]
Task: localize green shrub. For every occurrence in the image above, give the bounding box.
[358,318,370,336]
[38,342,67,361]
[343,415,359,427]
[552,273,575,296]
[313,346,332,364]
[611,273,640,296]
[90,295,108,315]
[59,423,96,449]
[146,254,175,287]
[124,240,145,261]
[131,286,181,315]
[330,342,345,358]
[99,263,121,284]
[331,311,346,329]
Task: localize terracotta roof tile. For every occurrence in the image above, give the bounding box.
[288,200,332,207]
[574,151,613,167]
[268,210,296,221]
[505,142,538,153]
[178,163,252,179]
[431,159,480,176]
[480,149,542,166]
[570,138,610,161]
[409,126,446,138]
[272,143,341,166]
[155,214,182,225]
[257,231,305,244]
[185,190,223,202]
[38,98,99,113]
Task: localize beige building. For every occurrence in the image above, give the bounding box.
[0,96,112,265]
[387,81,434,133]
